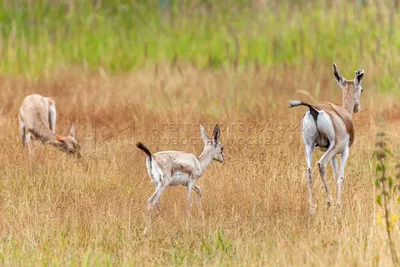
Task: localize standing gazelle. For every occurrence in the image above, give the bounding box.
[19,94,82,159]
[136,124,224,235]
[288,64,364,214]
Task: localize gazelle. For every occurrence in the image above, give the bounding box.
[19,94,82,159]
[136,124,224,235]
[288,64,364,214]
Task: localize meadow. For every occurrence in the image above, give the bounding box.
[0,0,400,265]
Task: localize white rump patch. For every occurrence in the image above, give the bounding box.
[316,111,335,141]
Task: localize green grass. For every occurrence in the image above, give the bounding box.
[0,0,399,90]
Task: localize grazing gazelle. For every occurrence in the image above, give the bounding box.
[136,124,224,235]
[19,94,82,159]
[288,64,364,214]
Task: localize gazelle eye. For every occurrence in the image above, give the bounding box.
[220,146,224,151]
[361,88,364,93]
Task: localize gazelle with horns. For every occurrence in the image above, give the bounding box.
[19,94,82,159]
[136,124,224,235]
[288,64,365,214]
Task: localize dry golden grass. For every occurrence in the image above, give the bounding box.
[0,64,399,265]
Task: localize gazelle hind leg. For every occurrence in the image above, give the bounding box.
[154,198,163,216]
[49,103,57,134]
[330,156,339,182]
[26,133,36,156]
[315,111,337,207]
[317,141,337,207]
[144,180,168,235]
[144,183,162,235]
[337,145,349,207]
[304,143,316,214]
[145,161,163,216]
[302,112,318,214]
[19,116,26,149]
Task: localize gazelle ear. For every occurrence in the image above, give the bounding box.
[354,69,364,85]
[200,124,209,144]
[333,63,345,89]
[213,124,220,143]
[69,123,76,138]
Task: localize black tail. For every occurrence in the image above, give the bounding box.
[136,142,152,158]
[136,142,154,172]
[288,100,319,121]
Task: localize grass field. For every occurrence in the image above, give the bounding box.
[1,0,400,266]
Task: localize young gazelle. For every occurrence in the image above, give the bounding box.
[19,94,82,159]
[289,64,364,214]
[136,124,224,235]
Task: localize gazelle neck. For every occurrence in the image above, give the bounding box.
[342,91,355,116]
[36,123,59,144]
[40,125,66,147]
[198,146,215,174]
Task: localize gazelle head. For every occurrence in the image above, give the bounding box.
[55,123,82,159]
[333,63,365,114]
[200,124,224,163]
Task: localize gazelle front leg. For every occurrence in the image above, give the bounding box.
[337,145,349,207]
[186,182,194,218]
[192,184,204,220]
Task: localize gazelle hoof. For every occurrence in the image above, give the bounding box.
[326,196,333,207]
[143,225,151,236]
[309,204,317,215]
[143,228,149,236]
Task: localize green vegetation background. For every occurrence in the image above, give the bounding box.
[0,0,397,90]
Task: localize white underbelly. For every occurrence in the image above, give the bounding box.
[169,171,190,186]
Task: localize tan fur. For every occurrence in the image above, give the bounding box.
[19,94,81,158]
[153,151,203,180]
[341,81,359,115]
[137,124,224,235]
[289,64,365,212]
[20,94,57,143]
[314,102,354,147]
